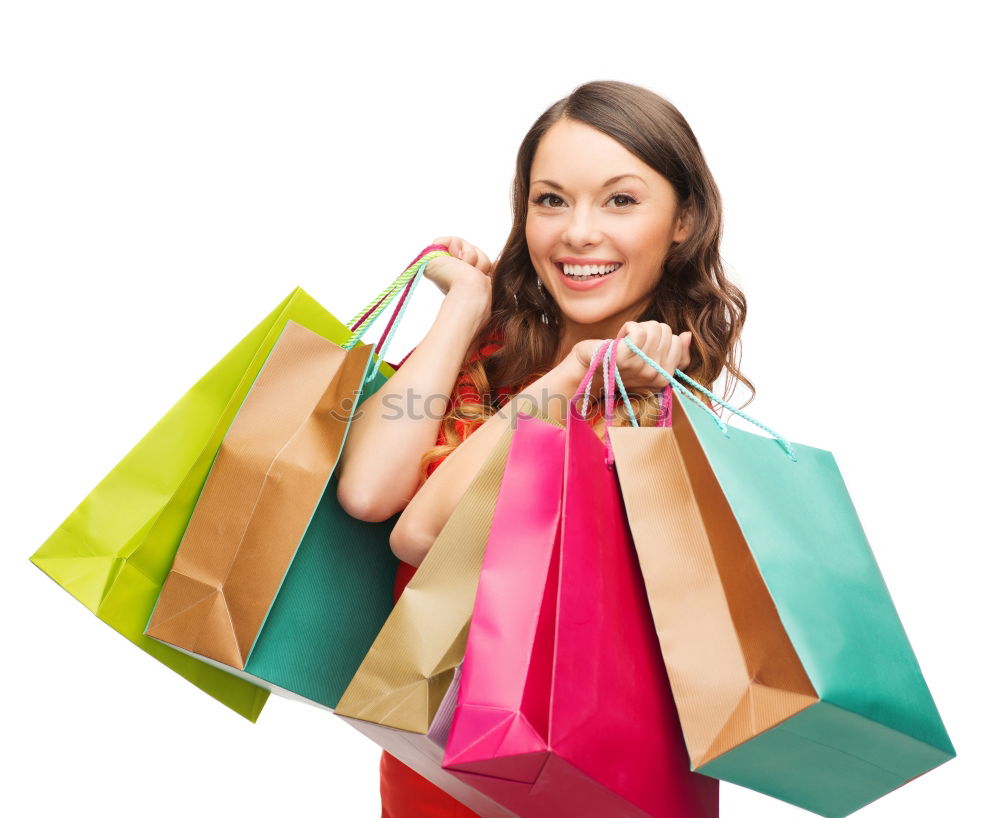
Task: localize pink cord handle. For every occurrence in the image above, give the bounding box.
[570,339,614,410]
[387,347,417,371]
[656,386,673,428]
[568,340,620,468]
[604,329,628,466]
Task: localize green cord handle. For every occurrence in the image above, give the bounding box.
[344,248,448,349]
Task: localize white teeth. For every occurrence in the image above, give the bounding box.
[560,263,621,278]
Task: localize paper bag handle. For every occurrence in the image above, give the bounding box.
[346,244,448,336]
[344,244,450,381]
[606,332,797,462]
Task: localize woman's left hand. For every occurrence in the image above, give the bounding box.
[610,320,692,394]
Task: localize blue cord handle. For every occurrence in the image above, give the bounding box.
[613,337,797,461]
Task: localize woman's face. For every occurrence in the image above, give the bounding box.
[525,117,690,334]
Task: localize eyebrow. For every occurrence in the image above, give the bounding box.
[530,174,646,191]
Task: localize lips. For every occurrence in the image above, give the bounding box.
[555,261,623,291]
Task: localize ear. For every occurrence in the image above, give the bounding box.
[673,205,694,245]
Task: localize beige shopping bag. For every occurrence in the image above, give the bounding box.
[336,422,515,731]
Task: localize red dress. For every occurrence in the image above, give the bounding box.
[379,327,509,818]
[378,329,619,816]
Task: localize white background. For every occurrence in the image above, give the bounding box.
[2,2,995,816]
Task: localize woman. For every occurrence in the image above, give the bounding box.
[336,79,752,817]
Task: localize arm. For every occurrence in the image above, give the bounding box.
[388,353,591,567]
[388,320,696,567]
[335,281,491,522]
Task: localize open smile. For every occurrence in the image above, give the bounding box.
[556,261,623,291]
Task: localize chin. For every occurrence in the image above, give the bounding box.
[555,301,624,327]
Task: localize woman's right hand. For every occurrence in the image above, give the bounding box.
[424,235,495,299]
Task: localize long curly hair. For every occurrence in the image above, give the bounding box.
[419,80,754,480]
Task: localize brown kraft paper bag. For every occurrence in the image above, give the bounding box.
[147,320,373,670]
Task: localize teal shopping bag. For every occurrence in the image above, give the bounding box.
[145,248,446,709]
[607,340,955,818]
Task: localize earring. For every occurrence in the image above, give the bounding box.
[536,275,550,324]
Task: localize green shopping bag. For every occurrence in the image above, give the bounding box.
[144,250,444,709]
[29,281,406,721]
[607,340,955,817]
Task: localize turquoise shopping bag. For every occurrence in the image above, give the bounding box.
[607,339,955,818]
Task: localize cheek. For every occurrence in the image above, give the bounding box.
[524,218,543,250]
[627,222,672,266]
[622,220,663,253]
[524,220,552,269]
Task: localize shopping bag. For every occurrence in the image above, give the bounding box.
[607,338,956,818]
[442,343,719,818]
[145,249,446,709]
[29,286,394,720]
[335,422,526,818]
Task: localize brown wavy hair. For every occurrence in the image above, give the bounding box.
[419,79,754,480]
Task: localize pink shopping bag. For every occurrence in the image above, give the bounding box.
[442,342,718,817]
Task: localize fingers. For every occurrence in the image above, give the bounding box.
[579,338,605,363]
[649,322,670,387]
[679,332,692,370]
[613,321,646,363]
[613,322,643,369]
[431,236,494,275]
[614,321,697,389]
[657,329,693,380]
[608,321,655,391]
[662,331,689,380]
[469,246,492,275]
[616,320,666,371]
[571,338,608,380]
[430,236,465,261]
[431,236,459,257]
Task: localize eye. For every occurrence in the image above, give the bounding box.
[532,192,565,207]
[608,192,638,208]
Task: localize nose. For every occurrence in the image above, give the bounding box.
[561,205,602,249]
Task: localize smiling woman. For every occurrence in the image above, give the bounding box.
[527,121,693,335]
[409,79,753,477]
[334,79,752,817]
